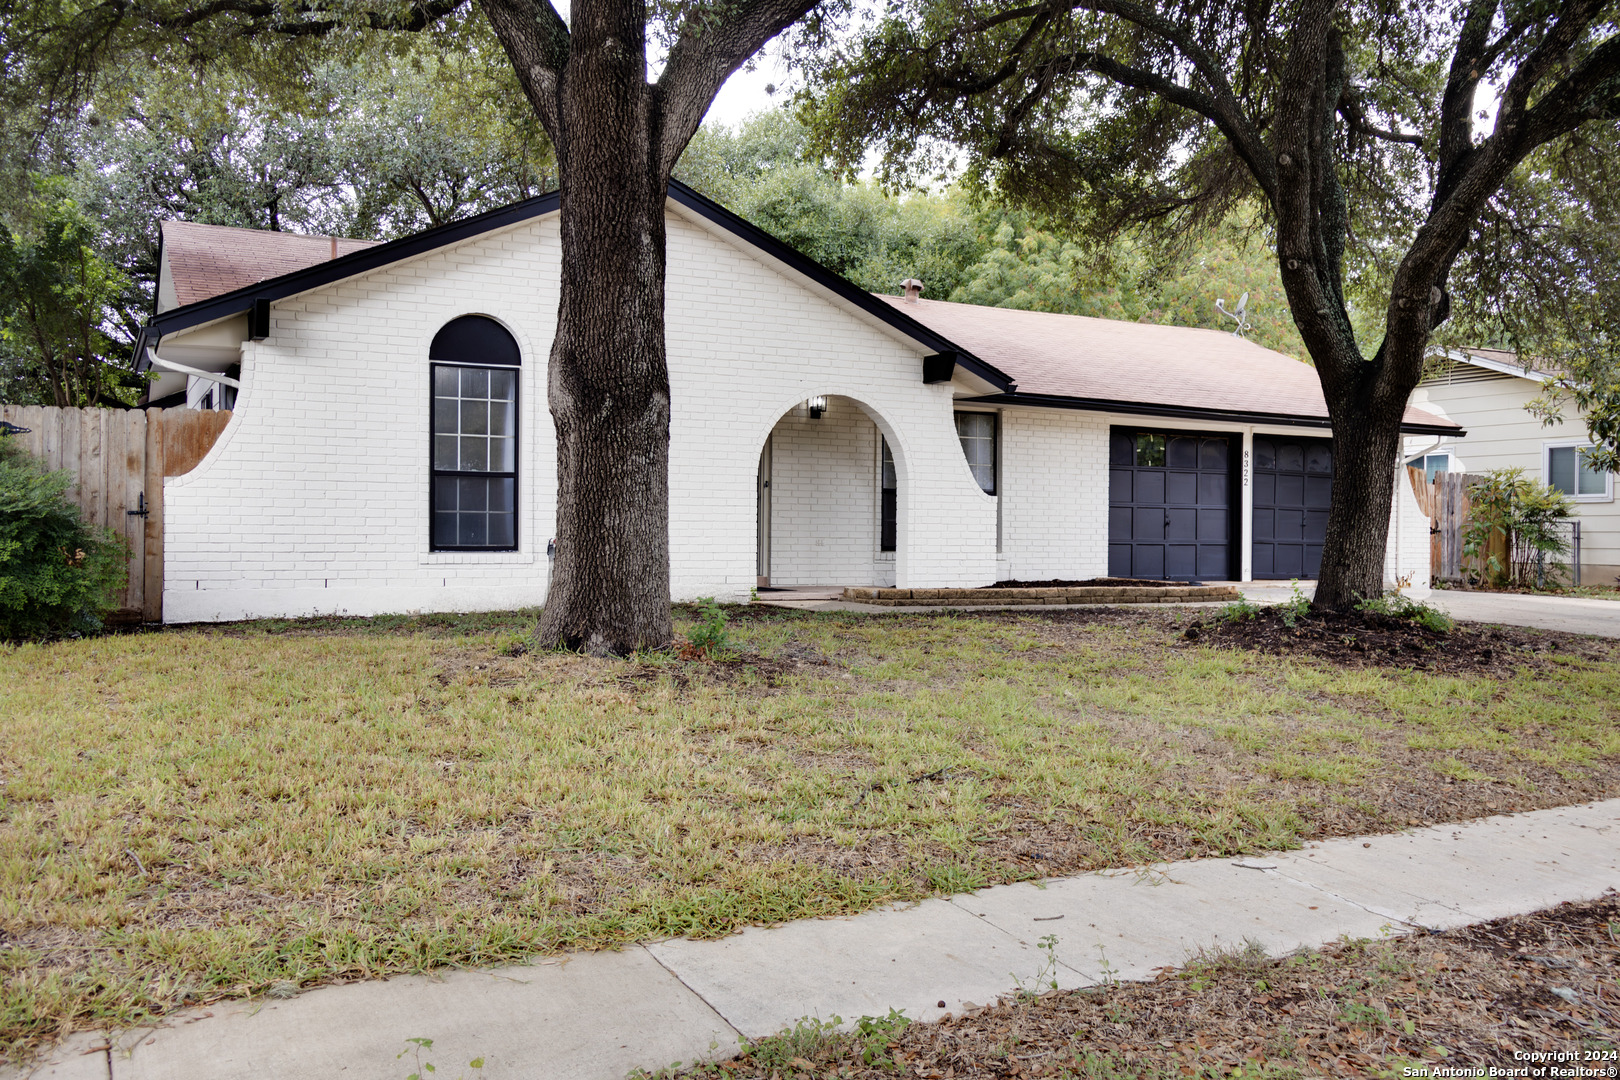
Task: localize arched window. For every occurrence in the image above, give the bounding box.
[430,316,520,550]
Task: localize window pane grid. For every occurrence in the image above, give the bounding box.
[432,359,517,550]
[955,412,997,494]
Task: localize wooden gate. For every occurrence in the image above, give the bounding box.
[1407,468,1506,582]
[1,405,232,622]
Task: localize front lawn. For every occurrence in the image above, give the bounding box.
[2,605,1617,1058]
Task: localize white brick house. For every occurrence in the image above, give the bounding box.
[139,181,1456,622]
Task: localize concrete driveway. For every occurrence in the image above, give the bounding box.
[1243,582,1620,638]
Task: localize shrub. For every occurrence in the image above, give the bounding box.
[0,436,125,639]
[1463,468,1575,588]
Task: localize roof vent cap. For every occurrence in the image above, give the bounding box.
[901,278,924,301]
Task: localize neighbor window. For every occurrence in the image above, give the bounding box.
[1547,443,1610,500]
[955,411,997,494]
[430,316,520,550]
[1408,453,1450,481]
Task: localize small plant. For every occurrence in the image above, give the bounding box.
[396,1037,483,1080]
[1014,933,1062,998]
[0,435,126,640]
[1356,592,1454,634]
[735,1015,844,1068]
[682,597,732,659]
[853,1009,912,1068]
[1218,598,1262,622]
[1279,579,1311,629]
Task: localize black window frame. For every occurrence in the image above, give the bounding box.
[430,360,520,552]
[880,438,897,553]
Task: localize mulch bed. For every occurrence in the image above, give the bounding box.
[1181,606,1613,676]
[700,892,1620,1079]
[987,578,1192,589]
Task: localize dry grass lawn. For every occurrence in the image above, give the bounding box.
[1,603,1618,1060]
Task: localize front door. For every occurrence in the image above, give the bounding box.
[1108,428,1234,580]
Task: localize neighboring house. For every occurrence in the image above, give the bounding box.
[136,180,1456,623]
[1407,348,1616,584]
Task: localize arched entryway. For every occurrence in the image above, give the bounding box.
[755,394,905,589]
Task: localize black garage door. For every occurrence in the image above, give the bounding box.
[1251,436,1333,579]
[1108,429,1235,580]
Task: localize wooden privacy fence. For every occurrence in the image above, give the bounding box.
[1,405,232,622]
[1406,468,1508,582]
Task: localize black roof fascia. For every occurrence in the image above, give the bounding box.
[141,179,1016,393]
[962,392,1465,437]
[664,182,1016,392]
[146,190,563,341]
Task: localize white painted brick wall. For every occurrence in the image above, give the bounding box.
[162,206,999,621]
[998,409,1111,580]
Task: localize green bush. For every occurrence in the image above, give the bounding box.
[1463,468,1575,587]
[1218,598,1262,622]
[0,436,126,639]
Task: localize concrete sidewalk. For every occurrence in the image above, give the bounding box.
[18,800,1619,1080]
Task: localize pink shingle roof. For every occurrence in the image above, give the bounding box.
[877,296,1456,430]
[161,220,381,308]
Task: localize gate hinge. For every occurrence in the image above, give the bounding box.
[127,492,149,519]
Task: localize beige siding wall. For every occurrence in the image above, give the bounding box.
[1410,373,1620,581]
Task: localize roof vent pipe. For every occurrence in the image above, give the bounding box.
[901,278,924,302]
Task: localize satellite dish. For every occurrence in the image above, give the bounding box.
[1216,291,1252,338]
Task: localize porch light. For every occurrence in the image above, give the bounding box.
[807,396,827,419]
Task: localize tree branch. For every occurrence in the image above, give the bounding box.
[653,0,823,178]
[477,0,570,145]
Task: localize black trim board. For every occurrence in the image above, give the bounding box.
[142,180,1018,393]
[961,393,1465,437]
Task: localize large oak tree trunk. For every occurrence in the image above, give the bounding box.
[531,0,674,655]
[1313,398,1405,610]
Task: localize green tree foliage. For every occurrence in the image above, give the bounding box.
[1462,467,1576,588]
[0,435,126,639]
[0,178,136,407]
[794,0,1620,609]
[680,113,1310,356]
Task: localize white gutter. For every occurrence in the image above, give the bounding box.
[146,349,242,389]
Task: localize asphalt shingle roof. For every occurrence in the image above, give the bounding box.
[876,295,1457,430]
[161,220,381,309]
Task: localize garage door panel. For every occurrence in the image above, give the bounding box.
[1166,545,1198,578]
[1135,545,1165,578]
[1135,470,1166,504]
[1109,427,1233,580]
[1273,544,1304,578]
[1108,544,1133,577]
[1276,473,1304,506]
[1109,468,1133,503]
[1252,436,1333,580]
[1166,471,1198,504]
[1110,432,1134,466]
